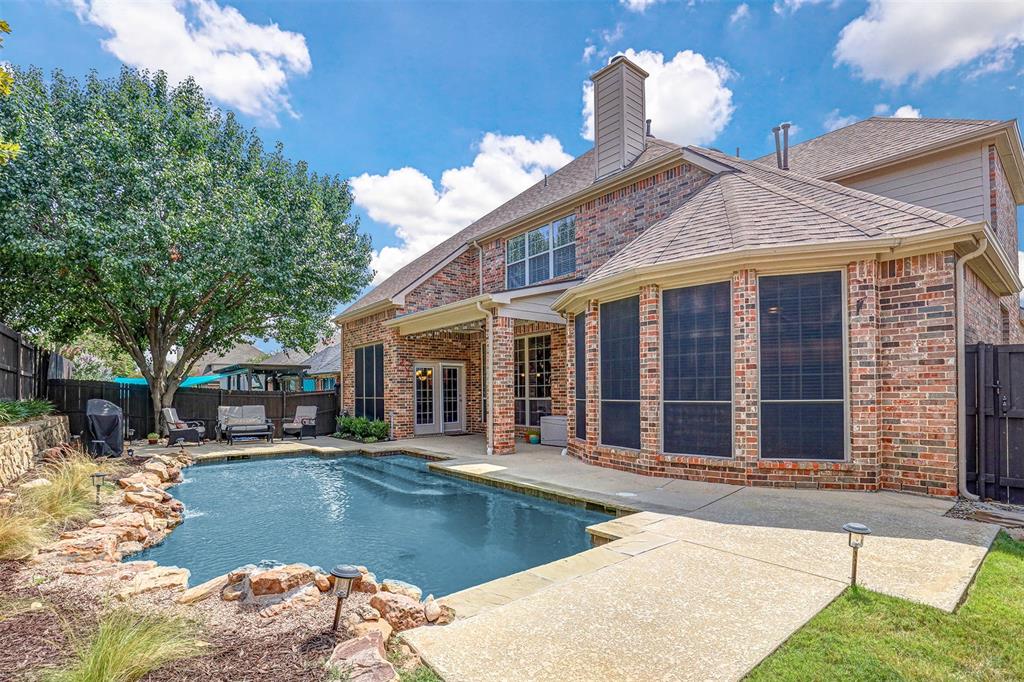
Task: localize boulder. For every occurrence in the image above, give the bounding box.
[221,584,244,602]
[53,531,120,563]
[142,462,171,482]
[325,631,397,682]
[257,585,320,618]
[434,602,456,625]
[116,541,145,556]
[370,592,427,632]
[63,559,157,577]
[116,566,189,600]
[314,573,332,592]
[19,478,51,490]
[423,595,441,623]
[118,472,162,489]
[353,570,379,594]
[348,617,393,643]
[381,579,422,601]
[228,564,256,584]
[248,563,317,597]
[178,574,230,604]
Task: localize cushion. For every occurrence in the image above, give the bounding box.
[172,421,187,429]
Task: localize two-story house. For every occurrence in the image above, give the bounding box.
[335,55,1024,497]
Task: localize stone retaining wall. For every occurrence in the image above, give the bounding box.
[0,415,70,487]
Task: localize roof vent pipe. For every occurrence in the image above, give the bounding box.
[772,126,783,169]
[646,119,652,136]
[781,122,791,170]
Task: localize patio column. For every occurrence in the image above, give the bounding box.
[639,284,661,456]
[733,269,759,478]
[490,315,516,455]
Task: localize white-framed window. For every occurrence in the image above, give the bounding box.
[506,214,576,289]
[514,334,552,426]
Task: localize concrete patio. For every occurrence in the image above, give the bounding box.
[137,433,1000,681]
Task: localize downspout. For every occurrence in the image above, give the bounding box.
[476,301,494,456]
[956,237,987,500]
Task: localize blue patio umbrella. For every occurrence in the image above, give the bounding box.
[114,375,225,388]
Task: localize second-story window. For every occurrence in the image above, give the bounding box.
[506,214,576,289]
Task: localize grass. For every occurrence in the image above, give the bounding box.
[43,609,200,682]
[0,507,46,560]
[22,453,101,528]
[0,398,54,425]
[748,532,1024,681]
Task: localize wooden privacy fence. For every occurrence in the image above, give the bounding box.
[0,321,67,401]
[965,342,1024,505]
[47,379,340,442]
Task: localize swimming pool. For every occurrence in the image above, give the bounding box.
[138,454,611,596]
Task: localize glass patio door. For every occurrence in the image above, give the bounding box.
[413,362,464,435]
[441,364,465,433]
[414,363,439,435]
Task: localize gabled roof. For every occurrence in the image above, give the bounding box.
[302,344,340,376]
[563,146,1020,307]
[338,138,690,320]
[189,343,265,376]
[754,117,1006,179]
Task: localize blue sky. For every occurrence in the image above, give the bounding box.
[3,0,1023,350]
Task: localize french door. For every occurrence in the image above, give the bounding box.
[413,362,465,435]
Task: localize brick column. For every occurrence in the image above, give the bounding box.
[848,260,880,488]
[490,315,516,455]
[733,270,758,476]
[566,314,577,442]
[585,300,600,452]
[639,284,661,455]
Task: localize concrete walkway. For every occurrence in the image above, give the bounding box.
[139,434,999,681]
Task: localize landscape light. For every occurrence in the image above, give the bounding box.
[330,564,362,631]
[842,522,872,586]
[91,472,107,505]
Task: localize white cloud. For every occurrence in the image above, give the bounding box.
[835,0,1024,86]
[872,103,891,115]
[351,134,572,284]
[823,109,858,132]
[891,104,921,118]
[582,44,598,62]
[583,23,625,64]
[69,0,311,124]
[581,49,735,146]
[772,0,829,14]
[620,0,663,12]
[729,4,751,24]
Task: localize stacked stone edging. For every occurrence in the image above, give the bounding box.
[0,415,70,487]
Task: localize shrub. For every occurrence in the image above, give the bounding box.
[23,453,99,527]
[44,608,200,682]
[336,415,389,442]
[0,399,54,425]
[0,509,45,560]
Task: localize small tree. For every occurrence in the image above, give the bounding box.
[0,67,372,428]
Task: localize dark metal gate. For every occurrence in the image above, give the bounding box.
[965,343,1024,504]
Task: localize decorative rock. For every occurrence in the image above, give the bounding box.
[228,564,256,584]
[257,585,320,618]
[352,604,381,621]
[325,631,397,682]
[221,584,244,602]
[117,541,145,556]
[118,472,162,489]
[19,478,51,490]
[381,579,422,601]
[116,566,189,600]
[423,595,441,623]
[62,559,157,577]
[434,602,456,625]
[353,570,379,594]
[53,532,120,563]
[349,617,393,643]
[370,592,427,632]
[178,574,230,604]
[314,573,332,592]
[249,563,317,597]
[142,462,171,482]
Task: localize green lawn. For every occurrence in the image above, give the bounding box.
[748,532,1024,681]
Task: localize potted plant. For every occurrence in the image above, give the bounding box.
[526,429,541,445]
[146,432,160,445]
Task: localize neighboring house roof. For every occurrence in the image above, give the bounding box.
[754,117,1005,179]
[339,138,686,319]
[583,146,987,286]
[264,349,312,366]
[189,343,265,376]
[302,344,340,376]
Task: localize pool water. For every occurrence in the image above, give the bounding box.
[138,454,611,596]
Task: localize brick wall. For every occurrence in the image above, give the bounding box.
[480,162,712,292]
[989,145,1024,344]
[878,253,959,496]
[402,248,480,314]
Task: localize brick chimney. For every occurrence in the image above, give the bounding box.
[590,55,649,179]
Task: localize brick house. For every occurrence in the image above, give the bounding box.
[335,56,1024,497]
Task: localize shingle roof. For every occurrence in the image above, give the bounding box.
[587,147,973,283]
[341,138,683,317]
[189,343,265,376]
[754,117,1004,179]
[301,344,340,376]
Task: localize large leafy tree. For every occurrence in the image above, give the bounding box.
[0,20,20,164]
[0,67,372,427]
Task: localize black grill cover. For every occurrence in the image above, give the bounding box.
[86,399,123,457]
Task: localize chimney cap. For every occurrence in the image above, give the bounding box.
[590,54,650,82]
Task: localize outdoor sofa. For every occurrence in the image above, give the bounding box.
[282,405,317,440]
[216,405,274,445]
[162,407,205,446]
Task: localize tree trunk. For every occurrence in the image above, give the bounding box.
[149,375,180,437]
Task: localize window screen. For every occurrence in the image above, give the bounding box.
[600,296,640,449]
[574,312,587,440]
[759,272,844,460]
[354,343,385,421]
[505,214,576,288]
[663,282,732,457]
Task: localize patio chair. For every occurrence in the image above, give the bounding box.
[162,407,205,446]
[282,406,317,440]
[216,405,274,445]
